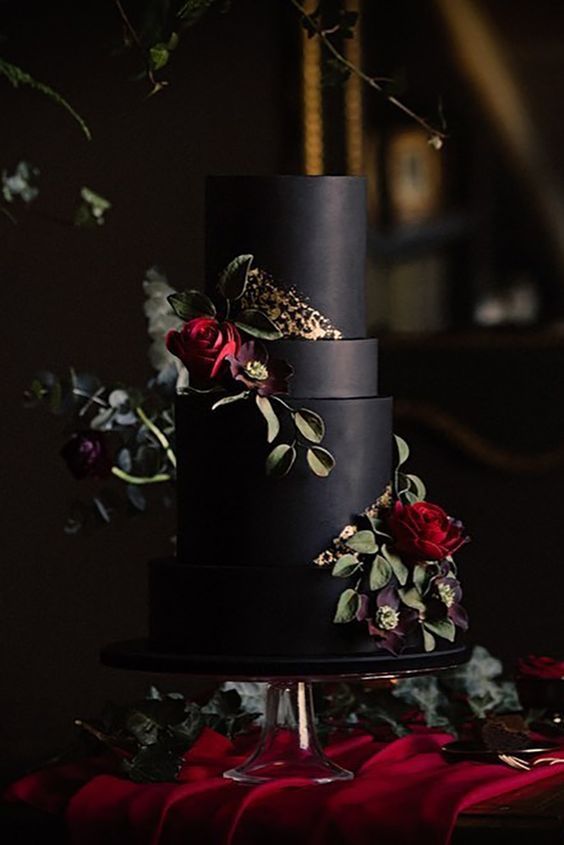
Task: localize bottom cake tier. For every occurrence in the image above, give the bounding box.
[148,558,465,661]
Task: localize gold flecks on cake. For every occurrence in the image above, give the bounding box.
[312,485,393,566]
[241,268,343,340]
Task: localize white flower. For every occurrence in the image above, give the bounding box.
[2,161,39,203]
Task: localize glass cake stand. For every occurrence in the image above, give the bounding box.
[100,640,469,785]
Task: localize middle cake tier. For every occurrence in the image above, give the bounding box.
[175,338,392,568]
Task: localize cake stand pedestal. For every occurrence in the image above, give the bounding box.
[100,639,469,785]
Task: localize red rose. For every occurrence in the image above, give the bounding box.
[516,655,564,679]
[387,500,468,561]
[166,317,241,386]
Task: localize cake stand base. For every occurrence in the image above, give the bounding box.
[100,639,469,784]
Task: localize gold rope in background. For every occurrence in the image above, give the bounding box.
[301,0,324,174]
[344,0,364,175]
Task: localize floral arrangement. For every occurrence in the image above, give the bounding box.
[165,253,335,478]
[322,436,469,654]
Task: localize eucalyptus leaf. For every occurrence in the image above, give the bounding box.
[333,588,360,623]
[256,395,280,443]
[265,443,296,477]
[127,484,147,512]
[413,564,429,594]
[347,530,377,555]
[399,587,426,612]
[423,628,436,653]
[294,408,325,443]
[306,446,335,478]
[218,254,253,300]
[381,545,409,586]
[424,618,456,643]
[369,555,393,590]
[332,553,361,578]
[235,309,283,340]
[367,515,393,541]
[167,290,216,321]
[403,491,418,505]
[394,434,410,468]
[211,392,249,411]
[407,473,427,501]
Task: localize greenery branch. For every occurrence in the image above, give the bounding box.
[290,0,447,146]
[136,405,177,469]
[111,466,172,485]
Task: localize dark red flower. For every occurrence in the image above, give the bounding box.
[61,431,112,480]
[387,500,468,561]
[431,567,469,631]
[367,584,418,655]
[516,655,564,679]
[228,340,293,397]
[166,317,241,387]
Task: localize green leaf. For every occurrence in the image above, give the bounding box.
[211,392,249,410]
[347,530,377,555]
[235,309,282,340]
[367,515,393,541]
[150,44,170,70]
[168,290,216,321]
[122,744,182,784]
[394,434,410,468]
[294,408,325,443]
[407,473,426,501]
[399,587,426,612]
[333,588,360,623]
[306,446,335,478]
[424,618,456,643]
[266,443,296,477]
[332,553,361,578]
[369,555,393,590]
[381,545,409,586]
[413,564,429,594]
[218,254,253,301]
[423,628,436,653]
[256,395,280,443]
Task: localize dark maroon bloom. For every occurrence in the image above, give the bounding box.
[431,566,469,632]
[61,431,112,480]
[166,317,241,387]
[367,584,418,655]
[516,655,564,679]
[387,500,469,562]
[228,340,293,397]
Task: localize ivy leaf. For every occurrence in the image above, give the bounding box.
[424,618,456,643]
[256,395,280,443]
[394,434,410,469]
[347,530,377,555]
[381,545,408,586]
[218,254,253,301]
[333,588,360,623]
[399,587,426,612]
[235,309,282,340]
[306,446,335,477]
[332,553,361,578]
[168,290,216,321]
[121,744,182,784]
[294,408,325,443]
[369,555,393,590]
[266,443,296,477]
[211,392,249,411]
[423,628,436,653]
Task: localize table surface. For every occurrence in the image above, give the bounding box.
[3,772,564,844]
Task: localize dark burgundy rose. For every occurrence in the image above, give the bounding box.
[61,431,112,480]
[387,500,468,561]
[165,317,241,387]
[516,655,564,679]
[228,340,293,397]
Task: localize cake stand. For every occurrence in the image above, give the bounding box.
[100,640,469,785]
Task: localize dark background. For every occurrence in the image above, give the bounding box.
[2,0,564,780]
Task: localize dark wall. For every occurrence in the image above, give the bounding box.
[1,0,294,778]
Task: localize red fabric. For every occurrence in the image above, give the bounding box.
[5,727,564,845]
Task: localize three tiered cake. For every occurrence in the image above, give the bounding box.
[146,175,469,673]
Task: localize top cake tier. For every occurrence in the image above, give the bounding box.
[205,175,367,339]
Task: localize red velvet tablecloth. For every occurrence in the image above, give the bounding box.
[5,728,564,845]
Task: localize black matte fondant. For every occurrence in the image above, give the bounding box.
[205,176,367,338]
[176,393,393,568]
[272,339,378,398]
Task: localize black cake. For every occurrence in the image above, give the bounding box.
[143,175,468,674]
